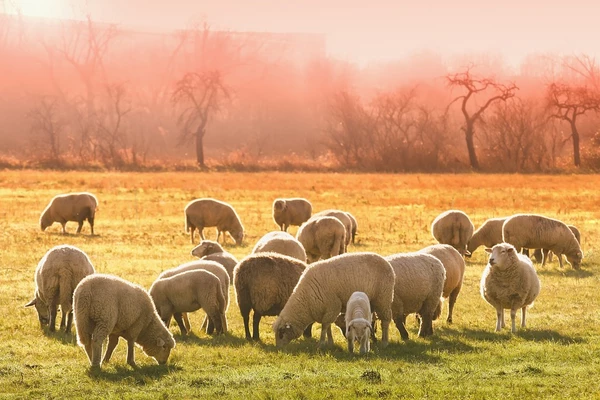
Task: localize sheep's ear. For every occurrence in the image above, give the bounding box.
[507,247,515,254]
[484,248,493,254]
[346,321,354,336]
[25,299,36,307]
[156,338,165,347]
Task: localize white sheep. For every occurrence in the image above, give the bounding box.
[190,240,238,280]
[345,291,373,355]
[467,217,507,256]
[503,214,583,269]
[313,209,353,251]
[233,252,310,341]
[273,252,395,348]
[25,245,95,333]
[40,192,98,235]
[73,274,175,369]
[272,198,312,232]
[346,211,358,244]
[418,244,465,324]
[535,224,581,266]
[431,210,474,256]
[158,260,230,335]
[385,252,446,340]
[184,198,244,245]
[296,216,346,263]
[480,243,541,333]
[149,269,228,335]
[252,231,307,262]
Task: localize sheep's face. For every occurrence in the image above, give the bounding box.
[143,336,175,365]
[566,251,583,270]
[191,242,210,258]
[347,318,372,344]
[232,230,244,246]
[485,244,516,270]
[274,320,300,347]
[273,200,286,215]
[25,297,50,327]
[39,211,53,231]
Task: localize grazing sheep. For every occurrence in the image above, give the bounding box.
[185,198,244,245]
[385,252,446,340]
[252,231,307,262]
[313,209,353,251]
[272,198,312,232]
[534,224,582,266]
[273,252,395,348]
[149,269,227,335]
[346,212,358,244]
[191,240,238,280]
[418,244,465,324]
[345,291,373,355]
[73,274,175,369]
[296,216,346,263]
[158,260,230,335]
[503,214,583,270]
[431,210,474,256]
[25,245,95,333]
[480,243,541,333]
[467,217,507,256]
[40,192,98,235]
[233,252,311,341]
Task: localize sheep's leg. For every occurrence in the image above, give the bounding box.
[199,227,205,241]
[189,226,195,244]
[59,308,66,331]
[240,306,252,340]
[418,312,434,338]
[326,325,334,346]
[495,308,503,332]
[126,339,138,369]
[64,310,74,334]
[216,229,222,243]
[557,253,565,269]
[48,303,58,332]
[173,313,188,335]
[521,306,527,328]
[206,317,215,334]
[394,315,409,341]
[347,327,355,354]
[380,318,390,347]
[302,323,313,338]
[447,287,460,324]
[60,223,67,234]
[318,323,333,347]
[541,250,547,268]
[88,215,95,236]
[102,334,119,364]
[76,220,84,234]
[510,309,517,333]
[83,341,93,366]
[252,312,262,341]
[282,223,288,232]
[208,312,223,334]
[90,327,108,367]
[183,313,192,332]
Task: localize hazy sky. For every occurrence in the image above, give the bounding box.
[8,0,600,65]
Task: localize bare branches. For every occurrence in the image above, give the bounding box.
[27,96,64,161]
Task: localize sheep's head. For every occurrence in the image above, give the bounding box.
[566,250,583,270]
[232,229,244,246]
[142,335,175,365]
[273,199,286,214]
[25,296,50,327]
[191,240,222,257]
[39,209,53,231]
[273,318,301,347]
[346,318,372,344]
[485,243,517,270]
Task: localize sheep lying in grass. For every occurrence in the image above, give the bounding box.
[252,231,307,262]
[431,210,474,256]
[345,291,373,355]
[25,245,95,333]
[191,240,239,280]
[185,198,244,245]
[480,243,541,333]
[467,217,507,256]
[272,198,312,232]
[40,192,98,235]
[503,214,583,269]
[296,216,346,263]
[73,274,175,369]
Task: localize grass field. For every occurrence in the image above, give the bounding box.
[1,170,599,399]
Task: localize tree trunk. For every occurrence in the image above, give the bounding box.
[195,126,206,167]
[571,120,581,167]
[464,122,480,170]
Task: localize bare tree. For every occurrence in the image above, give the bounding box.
[446,66,518,170]
[27,96,64,162]
[96,84,131,167]
[172,70,230,167]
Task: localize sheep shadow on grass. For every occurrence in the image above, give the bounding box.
[42,328,77,345]
[535,267,593,279]
[87,363,179,382]
[173,331,249,348]
[461,328,585,345]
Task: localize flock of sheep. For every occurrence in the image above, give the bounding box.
[26,191,584,369]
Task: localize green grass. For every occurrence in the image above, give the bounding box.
[1,170,599,399]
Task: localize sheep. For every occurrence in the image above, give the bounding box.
[345,291,373,355]
[480,243,541,333]
[296,216,346,263]
[418,244,465,324]
[431,210,474,256]
[39,192,98,235]
[313,209,353,251]
[252,231,307,262]
[190,240,239,280]
[272,198,312,232]
[25,245,95,333]
[534,224,581,266]
[273,252,395,348]
[466,217,507,256]
[149,269,227,336]
[184,198,244,245]
[233,252,311,341]
[73,274,175,369]
[346,211,358,244]
[158,260,230,335]
[385,252,446,340]
[502,214,583,270]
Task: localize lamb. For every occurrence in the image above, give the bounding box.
[480,243,541,333]
[157,260,230,335]
[25,245,95,333]
[252,231,307,262]
[184,198,244,245]
[296,216,346,263]
[418,244,465,324]
[233,252,311,341]
[346,211,358,244]
[312,209,353,251]
[431,210,474,256]
[385,252,446,340]
[345,291,373,355]
[149,269,227,335]
[502,214,583,270]
[190,240,239,280]
[73,274,175,369]
[272,198,312,232]
[273,252,395,348]
[466,217,507,256]
[40,192,98,235]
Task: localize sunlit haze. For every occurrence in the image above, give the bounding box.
[6,0,600,66]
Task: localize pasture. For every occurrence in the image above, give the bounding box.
[1,170,599,399]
